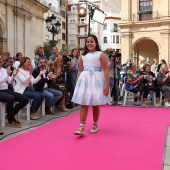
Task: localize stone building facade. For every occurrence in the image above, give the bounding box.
[119,0,170,65]
[67,0,121,55]
[0,0,48,58]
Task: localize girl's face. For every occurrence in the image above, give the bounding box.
[23,59,31,69]
[72,50,77,57]
[86,37,96,52]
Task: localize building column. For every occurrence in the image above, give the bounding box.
[121,32,133,64]
[121,0,132,21]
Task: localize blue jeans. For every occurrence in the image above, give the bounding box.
[23,89,44,113]
[68,69,77,99]
[42,88,63,108]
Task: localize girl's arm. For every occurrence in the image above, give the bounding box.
[100,53,109,96]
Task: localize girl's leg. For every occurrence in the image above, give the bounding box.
[90,105,100,133]
[74,105,88,136]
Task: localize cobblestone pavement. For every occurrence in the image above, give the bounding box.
[0,94,169,170]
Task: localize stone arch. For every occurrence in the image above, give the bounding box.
[131,37,160,66]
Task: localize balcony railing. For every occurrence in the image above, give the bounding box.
[76,32,88,37]
[133,11,161,22]
[77,21,88,25]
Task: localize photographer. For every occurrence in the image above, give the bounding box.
[108,49,122,105]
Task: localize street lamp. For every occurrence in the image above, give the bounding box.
[45,14,61,40]
[78,0,106,35]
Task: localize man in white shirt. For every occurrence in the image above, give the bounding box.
[0,55,29,128]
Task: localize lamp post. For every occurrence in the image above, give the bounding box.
[45,14,61,41]
[78,0,106,35]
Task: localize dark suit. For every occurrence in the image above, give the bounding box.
[32,67,62,108]
[32,67,49,92]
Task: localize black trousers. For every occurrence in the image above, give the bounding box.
[0,90,29,123]
[129,84,144,102]
[143,85,160,99]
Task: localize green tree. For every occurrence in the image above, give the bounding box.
[44,40,58,59]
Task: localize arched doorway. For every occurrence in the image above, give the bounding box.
[132,38,159,67]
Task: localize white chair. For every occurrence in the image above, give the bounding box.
[20,99,46,120]
[0,102,6,127]
[141,91,162,106]
[123,77,133,105]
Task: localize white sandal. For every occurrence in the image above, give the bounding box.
[90,122,98,133]
[74,123,85,136]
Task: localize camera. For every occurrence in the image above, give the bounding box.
[144,75,148,79]
[108,51,121,59]
[62,55,69,65]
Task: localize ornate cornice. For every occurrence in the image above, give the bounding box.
[0,0,48,20]
[13,6,33,20]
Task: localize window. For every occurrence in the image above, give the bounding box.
[70,40,75,45]
[114,23,118,32]
[69,18,76,23]
[90,27,95,33]
[116,35,119,44]
[69,28,76,34]
[80,18,85,24]
[113,35,115,43]
[103,24,107,30]
[139,0,153,21]
[80,39,85,47]
[139,0,152,11]
[61,10,65,18]
[62,22,65,29]
[62,33,65,41]
[71,5,77,12]
[104,37,107,43]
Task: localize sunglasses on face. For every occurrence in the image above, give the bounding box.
[50,63,55,66]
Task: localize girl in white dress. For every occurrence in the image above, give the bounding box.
[72,34,111,136]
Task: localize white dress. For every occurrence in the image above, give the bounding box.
[72,51,111,106]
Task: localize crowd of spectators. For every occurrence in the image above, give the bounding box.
[0,45,80,134]
[1,45,170,135]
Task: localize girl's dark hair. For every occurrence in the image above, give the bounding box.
[19,57,30,68]
[82,34,101,56]
[16,52,22,61]
[70,48,78,59]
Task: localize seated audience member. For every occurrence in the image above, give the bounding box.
[32,57,63,114]
[157,64,170,107]
[13,57,45,120]
[125,63,144,105]
[2,57,14,91]
[0,55,29,127]
[140,64,161,107]
[47,61,69,111]
[13,52,22,69]
[49,47,59,61]
[33,44,48,68]
[157,59,166,72]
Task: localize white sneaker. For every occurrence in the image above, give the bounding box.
[164,102,170,107]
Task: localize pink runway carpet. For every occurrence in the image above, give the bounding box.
[0,106,170,170]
